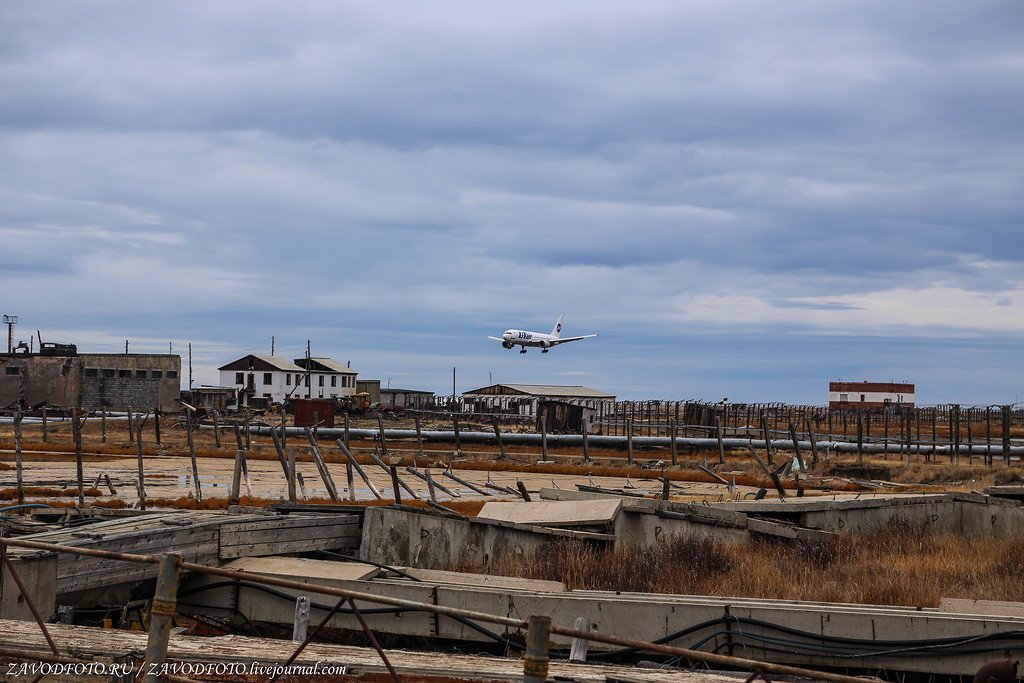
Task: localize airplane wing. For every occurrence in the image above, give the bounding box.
[487,336,505,341]
[550,334,599,345]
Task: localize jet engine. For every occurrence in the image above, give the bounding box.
[502,340,514,349]
[539,340,552,349]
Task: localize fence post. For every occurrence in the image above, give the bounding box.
[569,616,591,662]
[1002,405,1011,468]
[292,596,311,642]
[523,614,551,683]
[14,407,24,507]
[142,553,181,683]
[41,405,48,443]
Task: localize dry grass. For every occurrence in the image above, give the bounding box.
[468,519,1024,608]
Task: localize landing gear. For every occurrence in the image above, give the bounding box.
[519,348,528,354]
[541,349,549,353]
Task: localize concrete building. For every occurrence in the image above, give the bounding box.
[380,387,435,409]
[1,349,181,412]
[218,354,358,404]
[461,383,615,416]
[829,381,915,409]
[356,379,381,404]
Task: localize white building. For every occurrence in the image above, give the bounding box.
[218,354,358,404]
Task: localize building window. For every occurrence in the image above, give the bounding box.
[331,376,337,387]
[839,393,848,401]
[136,370,148,378]
[119,369,131,378]
[304,376,309,387]
[167,371,177,379]
[318,375,325,387]
[152,371,164,379]
[84,368,98,377]
[860,394,865,402]
[263,372,273,385]
[263,393,271,398]
[286,373,291,385]
[102,369,115,378]
[4,366,19,375]
[235,372,244,385]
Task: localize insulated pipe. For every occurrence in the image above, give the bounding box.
[241,425,1024,457]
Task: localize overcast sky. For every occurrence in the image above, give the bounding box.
[2,2,1021,404]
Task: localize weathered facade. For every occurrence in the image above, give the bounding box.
[0,352,181,412]
[829,381,915,410]
[219,355,358,404]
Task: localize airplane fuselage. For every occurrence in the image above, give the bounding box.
[501,329,557,349]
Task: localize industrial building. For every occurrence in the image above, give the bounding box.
[218,354,358,405]
[461,383,615,416]
[828,381,915,409]
[380,387,435,409]
[0,347,181,412]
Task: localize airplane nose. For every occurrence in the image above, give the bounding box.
[503,331,513,340]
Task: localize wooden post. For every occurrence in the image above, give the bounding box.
[661,472,670,501]
[41,405,48,443]
[270,426,292,480]
[212,410,222,449]
[540,414,549,462]
[856,411,864,464]
[626,418,633,465]
[413,413,424,467]
[806,419,819,468]
[346,461,355,501]
[244,410,252,450]
[716,416,726,465]
[101,407,107,444]
[568,617,591,663]
[516,480,532,502]
[985,406,993,467]
[142,554,181,683]
[135,411,147,510]
[390,464,403,505]
[581,420,590,463]
[368,449,420,500]
[301,429,340,501]
[425,468,438,502]
[951,404,960,464]
[14,407,24,507]
[667,417,675,464]
[1002,405,1011,468]
[788,422,805,472]
[73,409,85,507]
[229,424,244,505]
[280,410,287,448]
[292,596,310,642]
[377,413,389,457]
[882,409,888,459]
[493,420,506,461]
[760,412,774,465]
[186,412,202,502]
[452,414,461,457]
[336,439,378,500]
[930,409,937,463]
[966,409,973,464]
[287,447,297,502]
[154,409,161,447]
[127,406,134,443]
[523,615,551,683]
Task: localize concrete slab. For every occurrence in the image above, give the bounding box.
[939,598,1024,618]
[224,556,379,582]
[477,499,622,527]
[397,567,566,593]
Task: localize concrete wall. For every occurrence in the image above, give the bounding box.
[359,507,609,569]
[716,494,1024,538]
[0,354,80,408]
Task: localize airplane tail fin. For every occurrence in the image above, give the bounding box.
[551,314,564,339]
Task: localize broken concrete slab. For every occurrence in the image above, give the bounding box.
[477,498,622,527]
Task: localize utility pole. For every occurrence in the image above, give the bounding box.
[452,366,456,400]
[3,314,17,353]
[125,339,129,354]
[169,341,172,355]
[188,342,193,390]
[271,335,275,356]
[306,340,311,399]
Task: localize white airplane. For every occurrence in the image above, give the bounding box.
[489,314,599,354]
